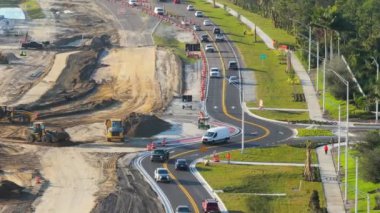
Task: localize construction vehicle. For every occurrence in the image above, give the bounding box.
[105,118,125,142]
[198,111,210,129]
[27,121,70,143]
[0,106,35,123]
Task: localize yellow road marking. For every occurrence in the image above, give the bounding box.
[163,150,199,213]
[161,31,275,213]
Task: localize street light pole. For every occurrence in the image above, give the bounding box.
[337,104,341,174]
[308,26,311,73]
[316,41,320,91]
[241,101,245,154]
[355,157,359,213]
[371,57,379,123]
[323,29,327,113]
[328,69,349,203]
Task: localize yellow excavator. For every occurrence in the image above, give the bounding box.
[105,118,125,142]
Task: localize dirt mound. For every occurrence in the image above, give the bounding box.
[125,113,171,137]
[0,180,24,199]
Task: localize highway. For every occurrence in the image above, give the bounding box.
[138,1,295,212]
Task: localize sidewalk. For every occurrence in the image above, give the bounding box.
[205,0,324,121]
[316,145,345,213]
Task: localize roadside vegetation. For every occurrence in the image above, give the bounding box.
[1,0,44,19]
[337,131,380,212]
[218,145,317,163]
[153,35,196,64]
[212,0,379,121]
[297,128,333,137]
[190,0,308,121]
[198,146,325,212]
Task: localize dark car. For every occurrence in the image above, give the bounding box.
[21,41,43,49]
[212,27,220,34]
[175,159,188,170]
[176,205,191,213]
[202,199,220,213]
[200,34,209,42]
[150,149,170,162]
[228,60,238,70]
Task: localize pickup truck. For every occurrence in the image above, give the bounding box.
[202,199,220,213]
[150,149,170,162]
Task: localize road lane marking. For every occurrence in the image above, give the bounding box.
[163,150,199,213]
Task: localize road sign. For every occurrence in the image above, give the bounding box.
[200,145,207,153]
[259,53,267,60]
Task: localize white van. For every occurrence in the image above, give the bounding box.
[202,126,230,144]
[154,7,165,15]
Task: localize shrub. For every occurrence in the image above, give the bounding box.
[297,129,334,137]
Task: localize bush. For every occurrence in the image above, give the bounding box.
[356,131,380,183]
[309,190,327,213]
[297,129,334,137]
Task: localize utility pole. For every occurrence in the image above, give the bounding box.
[241,102,245,153]
[345,81,349,204]
[355,157,358,213]
[308,26,311,73]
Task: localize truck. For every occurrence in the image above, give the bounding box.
[150,149,170,162]
[202,199,220,213]
[201,126,230,144]
[105,118,125,142]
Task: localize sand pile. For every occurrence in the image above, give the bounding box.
[125,113,171,137]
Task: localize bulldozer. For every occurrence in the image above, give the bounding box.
[26,121,70,143]
[105,118,125,142]
[0,106,35,123]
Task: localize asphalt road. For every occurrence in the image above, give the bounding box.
[137,1,295,212]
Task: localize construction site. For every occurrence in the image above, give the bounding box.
[0,0,201,212]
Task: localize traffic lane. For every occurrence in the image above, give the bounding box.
[141,155,192,211]
[165,156,212,212]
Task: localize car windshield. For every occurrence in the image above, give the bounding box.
[112,121,122,128]
[207,202,218,207]
[210,68,218,72]
[177,207,190,212]
[204,131,215,137]
[177,160,186,164]
[230,76,238,80]
[158,169,168,174]
[153,150,164,154]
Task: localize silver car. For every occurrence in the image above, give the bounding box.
[228,76,239,84]
[154,168,170,182]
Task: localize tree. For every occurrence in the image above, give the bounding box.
[304,141,314,181]
[356,131,380,183]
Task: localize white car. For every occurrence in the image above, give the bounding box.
[228,76,239,84]
[204,44,214,52]
[128,0,137,6]
[193,24,201,31]
[186,5,195,11]
[195,11,203,17]
[215,33,225,42]
[154,7,165,15]
[203,19,212,26]
[154,168,170,182]
[209,67,220,78]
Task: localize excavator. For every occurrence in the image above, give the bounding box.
[105,118,125,142]
[0,106,35,123]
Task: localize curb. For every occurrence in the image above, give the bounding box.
[190,159,228,213]
[133,152,174,213]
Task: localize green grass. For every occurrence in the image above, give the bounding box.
[197,164,325,212]
[218,145,317,163]
[191,0,307,120]
[297,128,334,137]
[249,109,310,121]
[153,35,196,64]
[339,150,380,212]
[212,0,296,47]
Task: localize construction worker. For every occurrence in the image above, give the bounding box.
[324,144,329,155]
